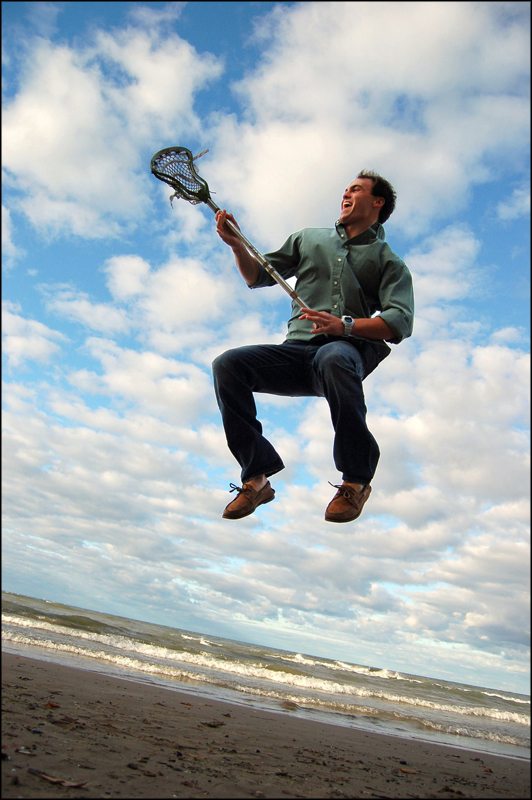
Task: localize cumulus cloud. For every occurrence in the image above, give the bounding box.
[204,1,530,243]
[103,255,151,301]
[2,302,67,368]
[42,286,131,334]
[2,20,222,237]
[496,185,530,221]
[2,205,24,269]
[70,337,217,424]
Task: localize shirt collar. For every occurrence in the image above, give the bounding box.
[335,221,384,244]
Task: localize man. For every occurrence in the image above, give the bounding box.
[212,170,414,523]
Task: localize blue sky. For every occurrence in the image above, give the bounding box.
[2,1,530,694]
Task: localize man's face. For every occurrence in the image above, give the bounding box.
[338,177,383,226]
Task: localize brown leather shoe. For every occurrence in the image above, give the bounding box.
[324,482,371,523]
[222,481,275,519]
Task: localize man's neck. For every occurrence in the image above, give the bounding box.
[343,219,378,239]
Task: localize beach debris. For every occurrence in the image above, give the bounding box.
[280,700,300,710]
[50,714,79,727]
[201,719,225,728]
[126,761,158,777]
[158,761,183,772]
[398,766,419,774]
[27,767,87,788]
[15,747,35,756]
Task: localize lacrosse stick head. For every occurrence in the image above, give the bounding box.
[150,146,211,204]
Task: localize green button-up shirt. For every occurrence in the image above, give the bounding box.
[252,222,414,346]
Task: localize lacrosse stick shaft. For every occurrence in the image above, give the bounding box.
[205,198,306,309]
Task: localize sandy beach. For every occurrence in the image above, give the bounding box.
[1,652,529,799]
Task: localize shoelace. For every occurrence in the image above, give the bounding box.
[328,481,353,497]
[228,482,250,495]
[328,481,365,501]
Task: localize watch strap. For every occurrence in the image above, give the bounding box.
[342,315,354,336]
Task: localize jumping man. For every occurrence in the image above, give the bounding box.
[212,171,414,522]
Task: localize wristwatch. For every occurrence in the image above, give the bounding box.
[341,315,355,336]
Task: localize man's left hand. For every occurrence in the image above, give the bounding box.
[300,308,344,336]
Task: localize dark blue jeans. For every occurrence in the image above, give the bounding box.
[212,338,380,485]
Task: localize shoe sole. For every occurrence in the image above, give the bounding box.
[324,510,363,523]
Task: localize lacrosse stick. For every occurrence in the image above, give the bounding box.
[150,146,306,309]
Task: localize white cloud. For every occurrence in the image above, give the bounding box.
[203,1,530,243]
[248,2,527,103]
[91,25,221,138]
[406,224,482,306]
[4,2,528,246]
[104,254,151,301]
[136,257,231,330]
[2,302,67,368]
[2,24,222,237]
[496,185,530,221]
[1,205,23,269]
[43,287,131,334]
[72,337,216,424]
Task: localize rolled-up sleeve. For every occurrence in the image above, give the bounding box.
[378,259,415,344]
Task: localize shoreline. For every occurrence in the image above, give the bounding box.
[3,643,528,763]
[2,652,530,798]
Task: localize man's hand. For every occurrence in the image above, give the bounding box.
[215,209,243,250]
[300,308,344,336]
[215,209,261,286]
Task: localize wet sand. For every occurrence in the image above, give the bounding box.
[2,653,529,798]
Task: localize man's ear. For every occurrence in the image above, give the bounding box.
[374,197,385,209]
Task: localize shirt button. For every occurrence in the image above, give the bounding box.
[333,280,338,285]
[337,258,342,262]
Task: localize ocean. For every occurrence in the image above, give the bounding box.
[2,592,529,762]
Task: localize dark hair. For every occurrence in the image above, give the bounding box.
[357,170,396,223]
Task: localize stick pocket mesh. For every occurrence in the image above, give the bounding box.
[150,146,211,204]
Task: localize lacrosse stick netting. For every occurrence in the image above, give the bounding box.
[150,146,305,309]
